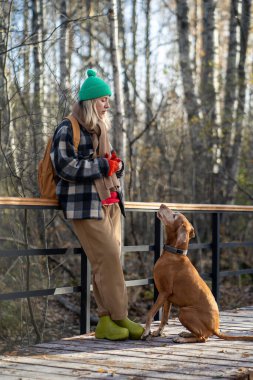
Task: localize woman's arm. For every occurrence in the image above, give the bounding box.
[50,121,109,182]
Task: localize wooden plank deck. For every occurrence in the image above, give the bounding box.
[0,307,252,380]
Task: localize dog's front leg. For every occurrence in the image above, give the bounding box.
[141,293,167,340]
[152,301,171,337]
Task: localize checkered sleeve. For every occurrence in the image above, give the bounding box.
[50,121,109,182]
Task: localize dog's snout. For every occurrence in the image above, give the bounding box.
[159,204,172,213]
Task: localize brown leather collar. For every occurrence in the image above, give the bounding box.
[163,244,188,256]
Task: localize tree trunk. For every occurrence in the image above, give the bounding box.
[139,0,152,203]
[225,0,252,202]
[0,2,11,147]
[39,0,48,137]
[60,0,67,87]
[118,0,129,124]
[59,0,68,117]
[145,0,152,130]
[131,0,137,119]
[128,0,138,201]
[200,0,217,201]
[23,0,30,101]
[86,0,94,67]
[118,0,135,202]
[31,0,41,177]
[200,0,216,133]
[0,2,12,194]
[220,0,238,196]
[175,0,205,202]
[108,2,125,164]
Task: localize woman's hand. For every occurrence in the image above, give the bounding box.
[105,152,121,176]
[105,151,124,177]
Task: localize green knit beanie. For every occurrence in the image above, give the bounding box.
[78,69,112,101]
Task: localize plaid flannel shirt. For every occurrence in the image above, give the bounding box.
[50,119,124,219]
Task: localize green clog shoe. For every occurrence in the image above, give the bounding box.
[114,318,144,340]
[95,316,129,341]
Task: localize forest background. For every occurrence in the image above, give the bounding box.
[0,0,253,353]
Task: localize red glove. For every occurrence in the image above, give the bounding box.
[105,152,121,176]
[111,151,121,163]
[107,160,119,176]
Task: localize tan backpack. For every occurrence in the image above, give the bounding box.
[38,115,80,199]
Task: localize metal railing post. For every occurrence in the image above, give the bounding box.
[212,212,220,305]
[154,213,163,321]
[80,250,91,334]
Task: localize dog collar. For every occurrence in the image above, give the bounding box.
[163,244,188,256]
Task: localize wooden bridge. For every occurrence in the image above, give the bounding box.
[0,199,253,378]
[0,307,252,379]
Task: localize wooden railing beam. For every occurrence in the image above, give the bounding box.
[1,197,253,213]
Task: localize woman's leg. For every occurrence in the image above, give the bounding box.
[72,204,128,320]
[108,205,144,339]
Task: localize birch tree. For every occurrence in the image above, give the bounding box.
[222,0,252,203]
[58,0,74,118]
[220,0,239,201]
[139,0,152,204]
[126,0,138,201]
[0,1,12,194]
[59,0,68,99]
[175,0,205,202]
[86,0,95,67]
[30,0,42,179]
[108,1,125,164]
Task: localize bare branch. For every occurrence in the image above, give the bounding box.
[0,13,106,56]
[129,95,165,146]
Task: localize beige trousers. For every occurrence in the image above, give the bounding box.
[72,203,128,320]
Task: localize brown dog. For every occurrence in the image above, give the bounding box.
[142,204,253,342]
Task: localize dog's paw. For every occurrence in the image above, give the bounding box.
[179,331,194,338]
[173,336,185,344]
[151,329,161,337]
[141,331,150,340]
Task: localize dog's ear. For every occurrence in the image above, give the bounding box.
[190,226,195,239]
[176,225,188,246]
[176,224,195,246]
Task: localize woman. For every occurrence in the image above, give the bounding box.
[50,69,144,340]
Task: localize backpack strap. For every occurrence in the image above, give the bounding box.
[65,114,80,152]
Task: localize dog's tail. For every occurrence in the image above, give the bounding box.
[214,330,253,341]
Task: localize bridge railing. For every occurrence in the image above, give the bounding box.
[1,198,253,334]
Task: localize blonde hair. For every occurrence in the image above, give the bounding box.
[80,99,110,131]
